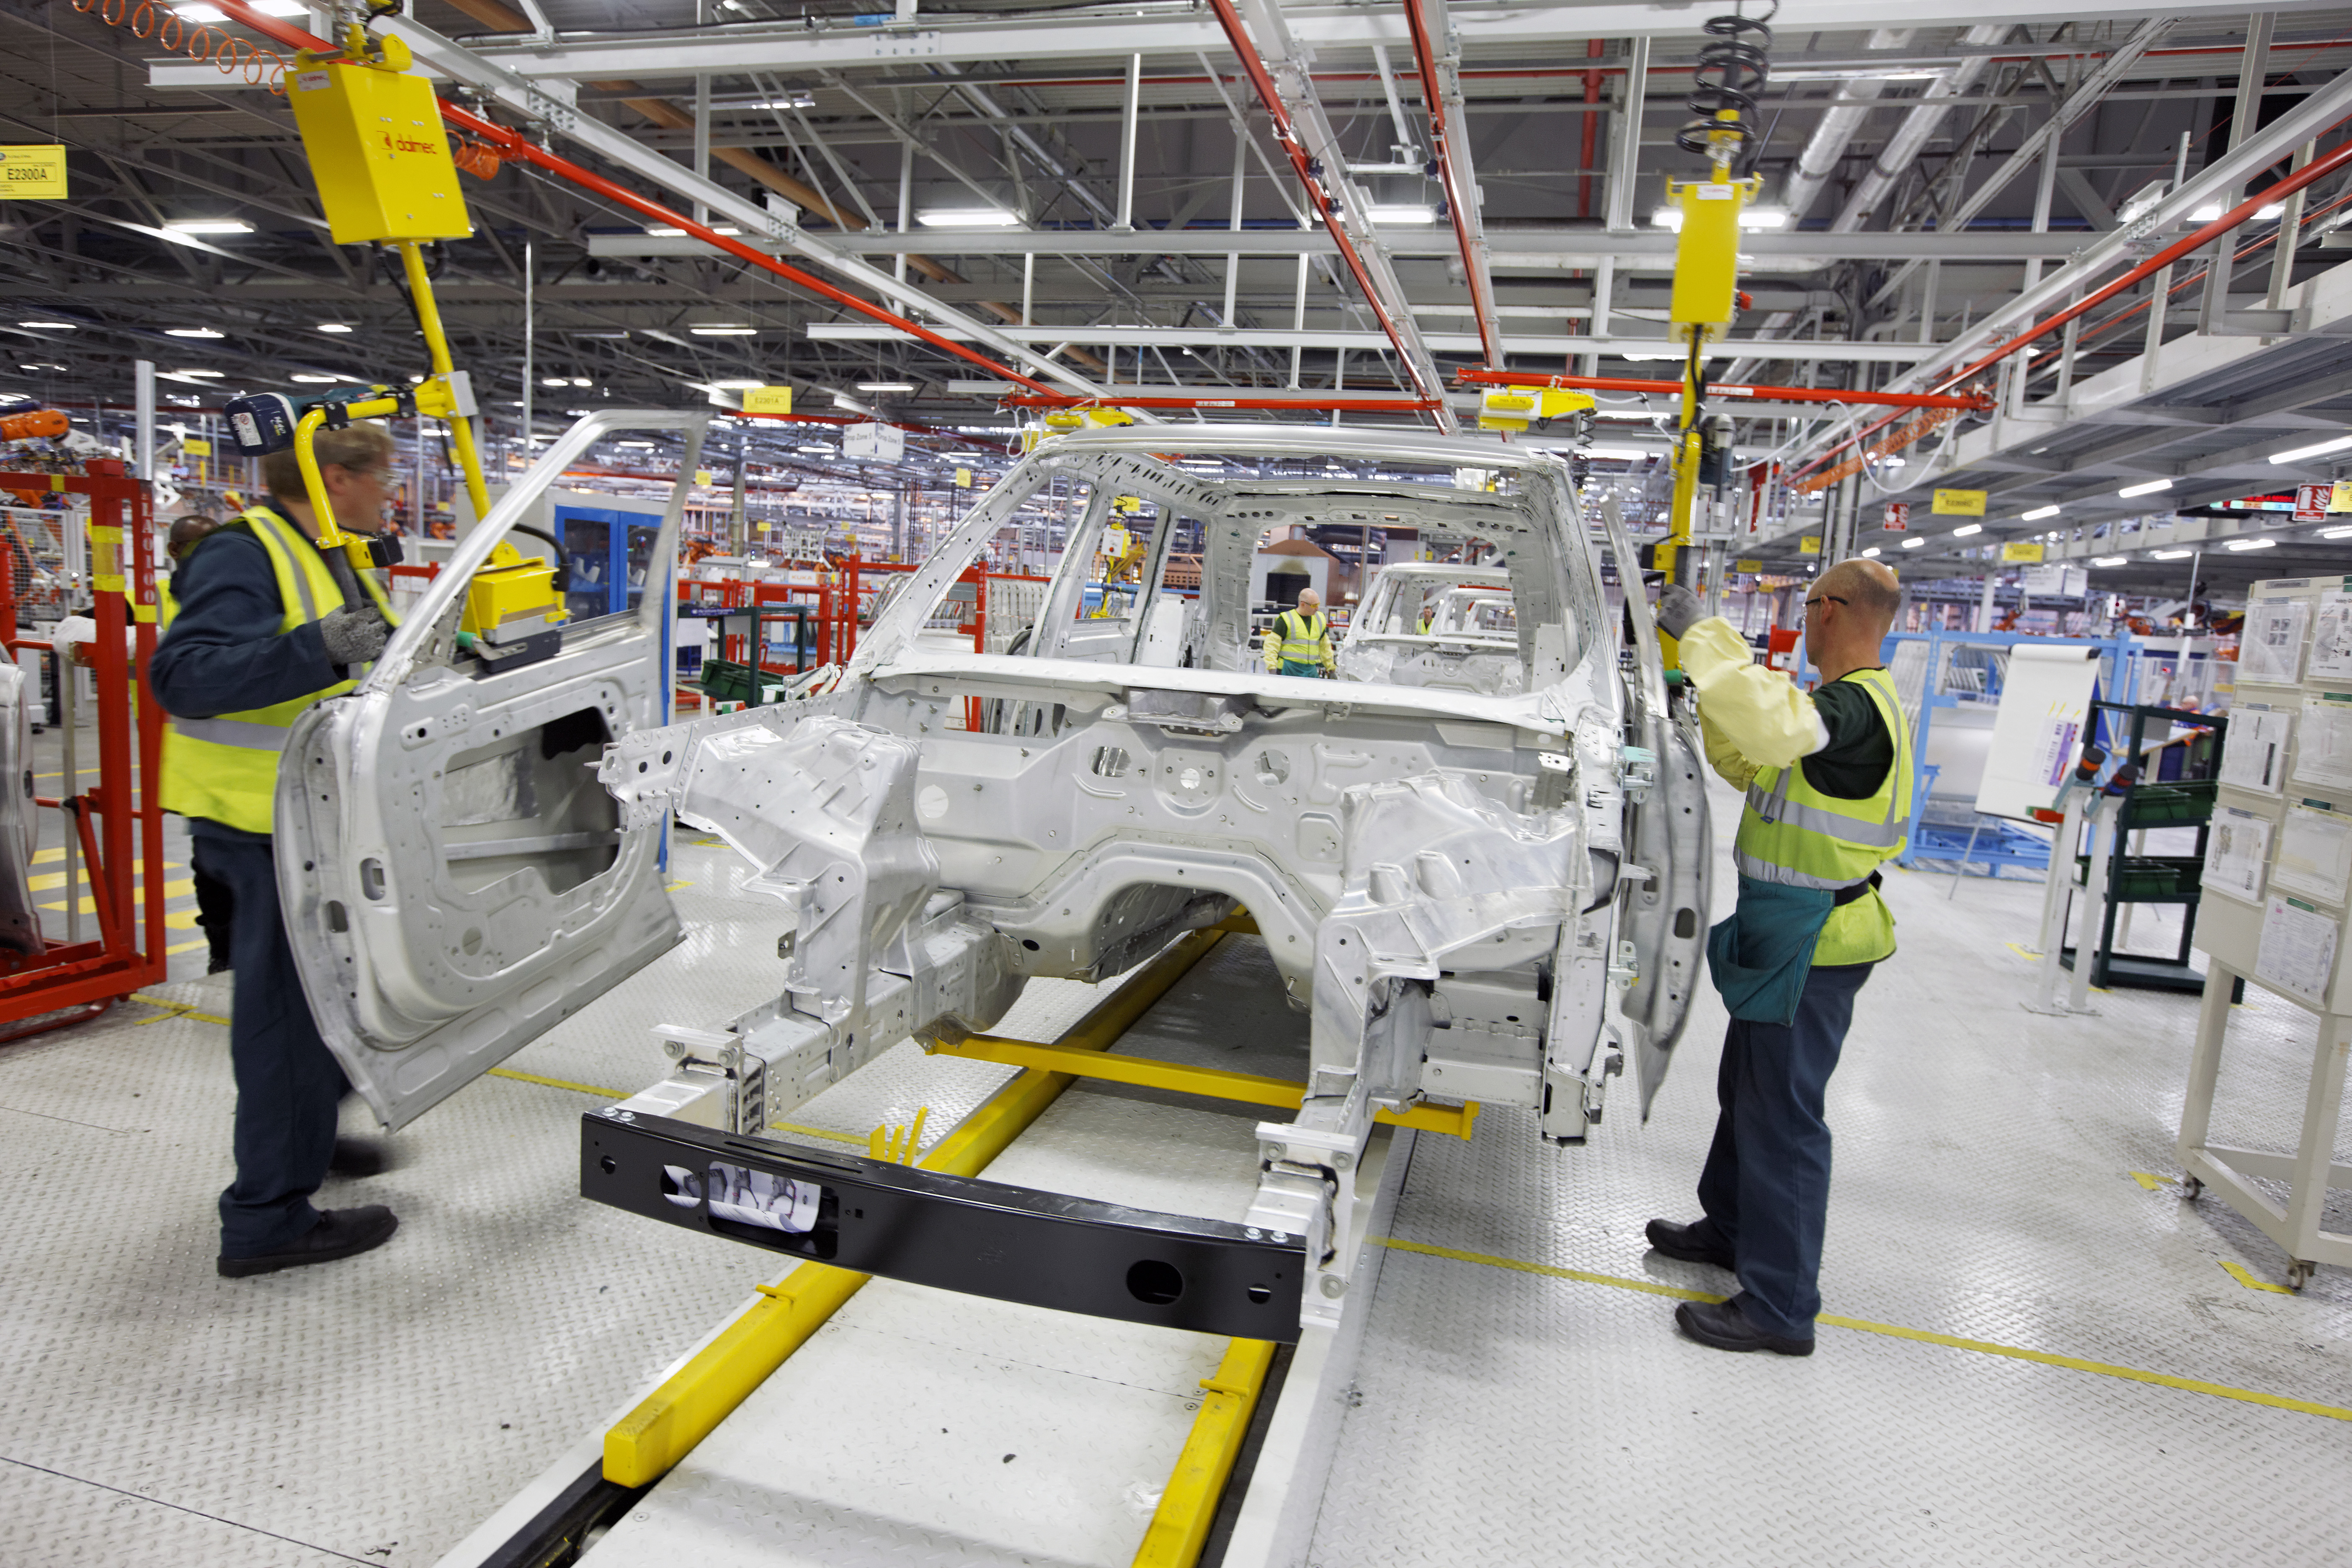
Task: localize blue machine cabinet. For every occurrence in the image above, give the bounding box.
[549,501,663,623]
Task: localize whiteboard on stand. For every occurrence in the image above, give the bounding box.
[1977,644,2104,823]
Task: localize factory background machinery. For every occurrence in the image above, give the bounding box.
[2,2,2352,1565]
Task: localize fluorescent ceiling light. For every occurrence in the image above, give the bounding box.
[289,374,338,384]
[316,322,352,333]
[19,363,67,371]
[2190,203,2283,222]
[741,94,816,110]
[570,377,592,387]
[1365,204,1437,224]
[17,320,76,329]
[172,4,227,21]
[1901,536,1925,549]
[2020,504,2061,521]
[710,379,763,389]
[2151,548,2194,560]
[918,209,1020,227]
[690,325,758,335]
[162,219,250,235]
[1619,351,1683,363]
[2226,536,2277,551]
[797,445,833,454]
[615,441,655,449]
[1950,523,1983,537]
[2090,554,2128,567]
[2269,433,2352,464]
[1648,207,1793,232]
[2116,478,2172,498]
[1860,545,1881,558]
[857,381,916,392]
[1583,446,1649,460]
[645,224,741,237]
[540,376,569,387]
[165,327,224,338]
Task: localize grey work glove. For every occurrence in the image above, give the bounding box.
[1653,583,1704,640]
[318,604,389,666]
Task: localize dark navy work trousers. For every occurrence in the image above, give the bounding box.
[1692,959,1874,1339]
[193,828,348,1259]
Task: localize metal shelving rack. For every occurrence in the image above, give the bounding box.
[2062,701,2228,993]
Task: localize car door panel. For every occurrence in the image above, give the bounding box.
[276,411,705,1130]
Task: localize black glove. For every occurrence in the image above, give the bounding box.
[318,605,389,666]
[1653,584,1703,640]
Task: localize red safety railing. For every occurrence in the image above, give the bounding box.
[0,461,165,1040]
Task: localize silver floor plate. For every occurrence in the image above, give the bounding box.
[3,784,2348,1566]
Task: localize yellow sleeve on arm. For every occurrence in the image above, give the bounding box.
[1699,706,1761,791]
[1674,616,1830,770]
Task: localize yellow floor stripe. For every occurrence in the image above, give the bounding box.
[1378,1237,2352,1424]
[2220,1259,2296,1296]
[485,1066,630,1099]
[166,938,209,956]
[769,1119,869,1147]
[129,993,230,1026]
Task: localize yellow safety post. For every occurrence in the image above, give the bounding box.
[1130,1338,1279,1568]
[603,928,1229,1486]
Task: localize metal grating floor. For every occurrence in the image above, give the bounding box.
[0,771,2346,1566]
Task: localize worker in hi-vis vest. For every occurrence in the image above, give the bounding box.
[1643,557,1912,1359]
[1262,587,1335,677]
[152,421,403,1280]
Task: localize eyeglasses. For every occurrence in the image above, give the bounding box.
[1803,594,1849,611]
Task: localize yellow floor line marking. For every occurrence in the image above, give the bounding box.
[770,1120,869,1147]
[664,880,693,892]
[166,938,208,956]
[121,1000,643,1106]
[486,1066,629,1099]
[129,993,230,1026]
[2130,1171,2168,1191]
[2221,1260,2296,1296]
[1378,1237,2352,1424]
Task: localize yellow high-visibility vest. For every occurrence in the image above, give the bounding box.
[1732,665,1913,965]
[158,504,394,835]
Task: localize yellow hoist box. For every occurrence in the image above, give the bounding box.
[286,54,472,245]
[458,542,566,641]
[1665,175,1760,340]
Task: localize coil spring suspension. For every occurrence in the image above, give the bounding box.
[1674,5,1776,174]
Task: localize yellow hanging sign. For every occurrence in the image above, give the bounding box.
[1799,535,1821,556]
[1735,558,1763,573]
[742,386,794,414]
[2002,541,2046,563]
[954,467,973,489]
[181,437,213,456]
[0,145,68,201]
[1932,488,1988,516]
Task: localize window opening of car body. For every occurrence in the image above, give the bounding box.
[437,703,619,898]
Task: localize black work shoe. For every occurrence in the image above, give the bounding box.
[217,1206,398,1278]
[1645,1217,1735,1270]
[1674,1297,1814,1356]
[329,1137,389,1177]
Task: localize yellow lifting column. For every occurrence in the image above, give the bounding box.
[1658,105,1759,665]
[282,23,492,561]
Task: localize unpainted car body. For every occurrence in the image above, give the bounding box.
[275,415,1710,1326]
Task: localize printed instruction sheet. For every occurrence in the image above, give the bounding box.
[2256,894,2339,1005]
[2310,589,2352,682]
[2295,695,2352,790]
[2219,705,2293,794]
[2203,807,2272,904]
[2272,807,2352,907]
[2241,597,2311,688]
